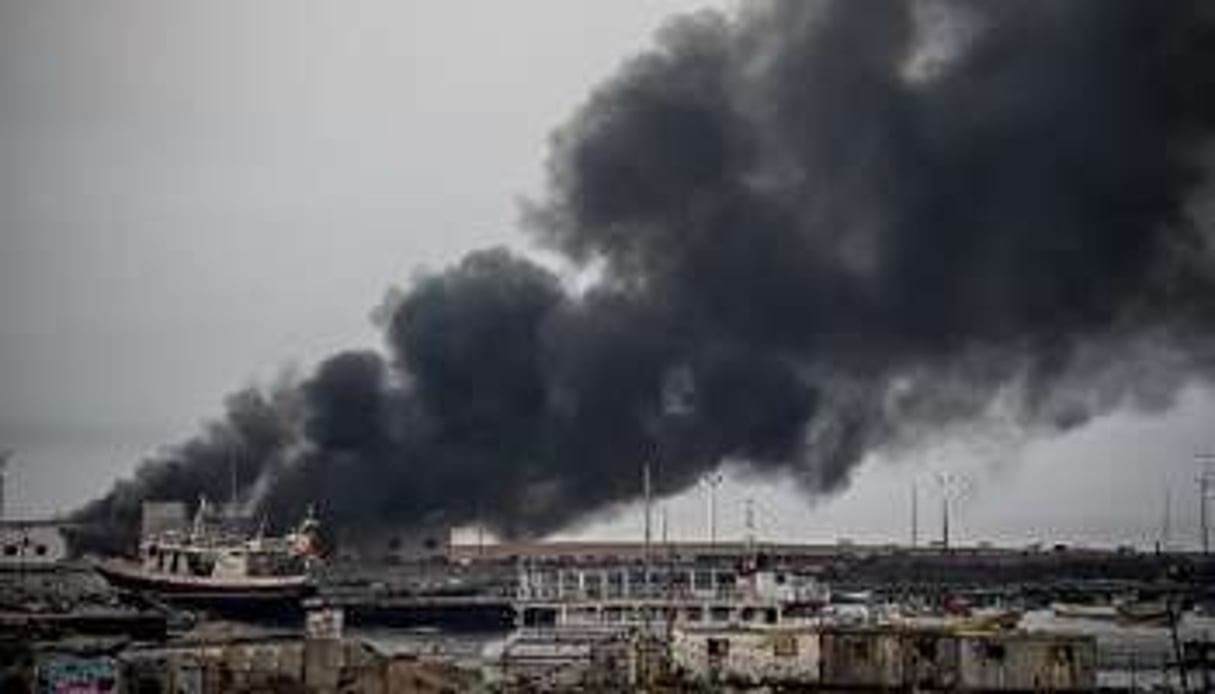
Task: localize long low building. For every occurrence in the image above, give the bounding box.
[671,624,1098,691]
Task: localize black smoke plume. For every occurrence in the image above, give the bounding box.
[76,0,1215,547]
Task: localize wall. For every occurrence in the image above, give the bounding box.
[334,524,448,564]
[672,625,821,686]
[0,523,68,566]
[957,632,1098,691]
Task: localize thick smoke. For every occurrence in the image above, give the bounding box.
[77,0,1215,546]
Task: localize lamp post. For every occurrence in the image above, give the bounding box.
[936,472,960,552]
[703,472,724,549]
[0,449,12,521]
[1197,454,1215,555]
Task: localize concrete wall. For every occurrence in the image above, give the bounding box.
[670,625,1098,692]
[36,652,118,694]
[958,631,1098,691]
[820,628,906,688]
[334,524,448,564]
[672,626,820,686]
[0,522,68,566]
[118,636,477,693]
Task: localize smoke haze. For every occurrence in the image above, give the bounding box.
[76,0,1215,545]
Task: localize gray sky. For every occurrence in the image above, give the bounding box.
[2,0,1212,548]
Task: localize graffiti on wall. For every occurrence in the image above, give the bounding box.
[37,655,117,694]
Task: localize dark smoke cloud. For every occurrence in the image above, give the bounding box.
[77,0,1215,546]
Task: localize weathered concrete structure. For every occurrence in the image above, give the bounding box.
[1,627,480,694]
[333,524,449,565]
[667,624,1097,691]
[672,624,822,686]
[0,520,68,567]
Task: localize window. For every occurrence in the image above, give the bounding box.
[981,642,1006,662]
[774,633,798,657]
[1051,645,1075,667]
[34,545,47,556]
[915,637,938,660]
[707,638,730,658]
[3,545,16,557]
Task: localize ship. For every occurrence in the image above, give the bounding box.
[94,500,323,619]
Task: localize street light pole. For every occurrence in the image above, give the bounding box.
[1197,454,1215,555]
[936,472,959,552]
[703,472,723,548]
[0,450,11,521]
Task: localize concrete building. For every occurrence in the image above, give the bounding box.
[333,524,449,564]
[672,624,821,686]
[0,520,69,567]
[669,625,1097,691]
[139,501,189,539]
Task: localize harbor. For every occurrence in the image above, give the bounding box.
[3,497,1215,692]
[7,0,1215,691]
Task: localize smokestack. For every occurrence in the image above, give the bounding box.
[75,0,1215,548]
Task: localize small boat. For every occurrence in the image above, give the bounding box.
[1115,598,1171,626]
[967,608,1024,631]
[94,502,323,619]
[1050,601,1118,620]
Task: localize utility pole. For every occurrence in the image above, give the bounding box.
[643,461,653,595]
[0,450,11,521]
[703,472,723,549]
[910,480,919,549]
[744,497,756,555]
[937,472,959,552]
[1198,455,1215,555]
[228,446,239,522]
[1161,484,1172,553]
[660,504,669,546]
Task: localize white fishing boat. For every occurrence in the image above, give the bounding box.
[95,500,323,616]
[1050,601,1119,620]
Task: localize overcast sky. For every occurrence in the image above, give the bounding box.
[2,0,1212,549]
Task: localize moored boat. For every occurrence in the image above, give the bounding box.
[94,502,323,619]
[1050,601,1118,620]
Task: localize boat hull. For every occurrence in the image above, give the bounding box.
[94,560,313,621]
[1050,602,1118,620]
